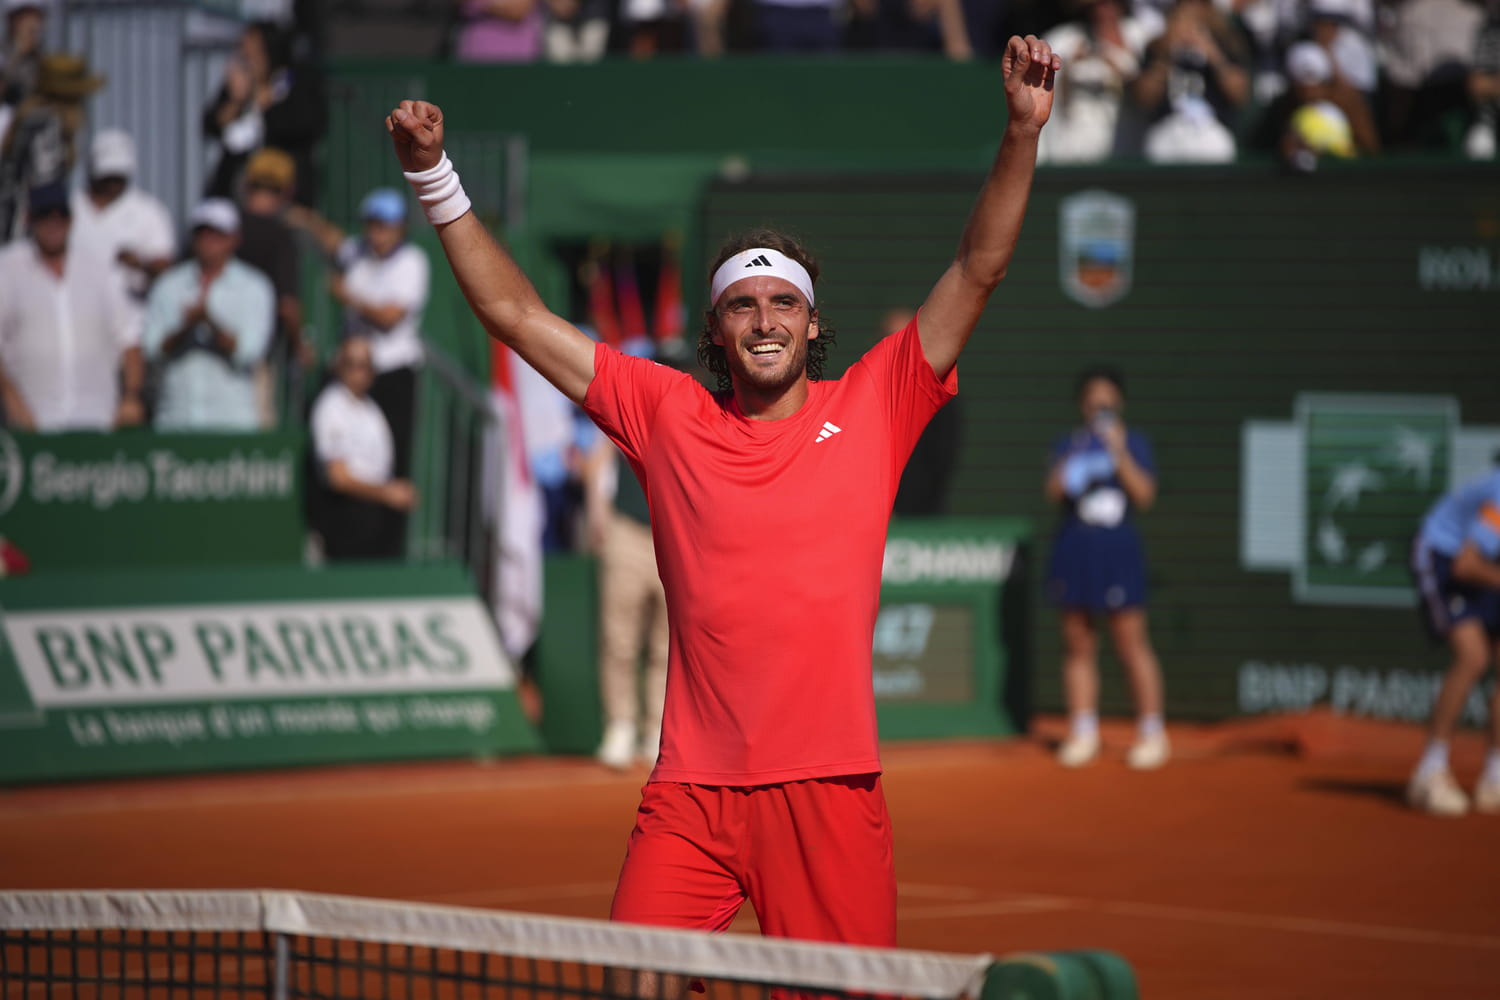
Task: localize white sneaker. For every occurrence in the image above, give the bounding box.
[597,720,637,770]
[1407,768,1470,817]
[1126,732,1170,770]
[640,727,661,768]
[1473,776,1500,814]
[1057,731,1100,768]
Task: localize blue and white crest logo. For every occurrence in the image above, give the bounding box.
[0,429,21,517]
[1059,190,1135,309]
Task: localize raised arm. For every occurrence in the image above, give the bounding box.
[386,100,596,403]
[918,35,1059,379]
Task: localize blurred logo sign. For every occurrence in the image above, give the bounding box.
[0,430,21,517]
[881,538,1014,584]
[1240,394,1500,606]
[1059,190,1134,309]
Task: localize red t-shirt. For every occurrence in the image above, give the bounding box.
[583,317,957,785]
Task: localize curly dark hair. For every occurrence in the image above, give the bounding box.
[697,228,836,393]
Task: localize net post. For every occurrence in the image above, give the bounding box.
[273,932,291,1000]
[976,959,1006,1000]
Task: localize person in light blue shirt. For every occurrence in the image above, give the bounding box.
[1406,465,1500,817]
[142,198,274,431]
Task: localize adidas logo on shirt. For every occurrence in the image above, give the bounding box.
[815,421,842,443]
[744,255,773,268]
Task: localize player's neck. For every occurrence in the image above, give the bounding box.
[731,376,810,422]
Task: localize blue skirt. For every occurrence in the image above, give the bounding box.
[1047,520,1148,612]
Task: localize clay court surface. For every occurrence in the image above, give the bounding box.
[3,713,1496,999]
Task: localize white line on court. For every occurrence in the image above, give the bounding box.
[895,882,989,901]
[894,888,1500,951]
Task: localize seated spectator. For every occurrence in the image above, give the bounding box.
[1040,0,1153,163]
[849,0,974,59]
[310,337,417,560]
[292,188,428,480]
[0,52,103,242]
[453,0,545,61]
[142,199,274,431]
[754,0,841,53]
[1250,39,1379,167]
[958,0,1012,61]
[1134,0,1251,162]
[1379,0,1486,149]
[1466,0,1500,158]
[235,147,312,426]
[618,0,691,57]
[1306,0,1377,97]
[202,19,326,207]
[69,129,176,322]
[0,180,141,431]
[542,0,611,62]
[1229,0,1301,104]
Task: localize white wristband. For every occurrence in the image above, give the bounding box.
[402,153,472,226]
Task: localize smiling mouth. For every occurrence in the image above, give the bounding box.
[748,343,784,356]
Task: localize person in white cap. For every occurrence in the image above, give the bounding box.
[141,198,274,431]
[69,128,176,314]
[385,34,1059,955]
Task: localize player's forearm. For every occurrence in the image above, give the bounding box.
[952,121,1041,289]
[435,212,544,332]
[433,212,596,401]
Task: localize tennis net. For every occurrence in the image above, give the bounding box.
[0,890,994,1000]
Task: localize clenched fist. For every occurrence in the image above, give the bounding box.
[1002,35,1061,132]
[386,100,446,174]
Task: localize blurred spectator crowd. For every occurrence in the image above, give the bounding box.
[0,3,421,560]
[440,0,1500,164]
[0,0,1494,558]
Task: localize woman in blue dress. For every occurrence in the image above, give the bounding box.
[1045,365,1168,769]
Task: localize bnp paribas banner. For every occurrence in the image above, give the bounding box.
[0,429,302,572]
[0,564,540,782]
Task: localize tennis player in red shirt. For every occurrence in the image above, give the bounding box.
[387,34,1059,950]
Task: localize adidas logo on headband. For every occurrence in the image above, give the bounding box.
[711,248,815,306]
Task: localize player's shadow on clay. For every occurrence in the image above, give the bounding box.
[1297,777,1408,808]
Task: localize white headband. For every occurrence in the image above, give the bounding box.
[709,248,815,308]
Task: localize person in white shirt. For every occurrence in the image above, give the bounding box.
[0,180,143,432]
[1040,0,1155,163]
[68,129,176,319]
[294,186,429,481]
[310,337,417,560]
[141,198,274,431]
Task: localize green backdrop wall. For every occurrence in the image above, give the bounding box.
[701,165,1500,720]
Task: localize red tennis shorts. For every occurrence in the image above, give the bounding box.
[609,774,896,946]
